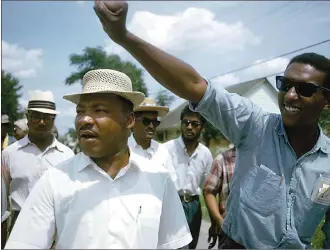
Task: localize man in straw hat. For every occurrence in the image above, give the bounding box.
[2,90,74,232]
[128,97,177,183]
[5,69,192,249]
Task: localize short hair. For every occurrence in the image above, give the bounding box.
[180,105,206,125]
[288,53,330,88]
[118,96,134,113]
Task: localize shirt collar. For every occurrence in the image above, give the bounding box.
[129,134,157,153]
[177,136,201,157]
[77,149,142,173]
[17,135,64,152]
[274,116,330,154]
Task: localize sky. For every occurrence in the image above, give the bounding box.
[2,1,330,135]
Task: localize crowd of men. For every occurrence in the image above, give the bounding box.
[1,1,330,249]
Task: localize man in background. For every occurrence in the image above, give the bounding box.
[128,97,177,182]
[1,115,10,150]
[164,106,213,249]
[13,119,28,141]
[2,90,74,231]
[203,145,236,249]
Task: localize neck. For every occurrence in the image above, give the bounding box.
[133,134,151,150]
[28,133,54,152]
[285,124,319,157]
[182,137,198,156]
[92,147,130,179]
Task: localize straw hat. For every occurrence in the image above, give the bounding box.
[14,118,28,132]
[134,97,169,117]
[27,90,59,115]
[1,115,9,124]
[63,69,145,108]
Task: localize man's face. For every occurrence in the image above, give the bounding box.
[133,111,160,140]
[278,62,328,128]
[27,111,55,139]
[181,114,204,141]
[75,94,134,158]
[14,125,27,140]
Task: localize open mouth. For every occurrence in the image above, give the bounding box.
[79,130,98,140]
[284,104,301,114]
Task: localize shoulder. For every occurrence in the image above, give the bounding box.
[131,152,168,173]
[56,142,75,157]
[198,143,213,157]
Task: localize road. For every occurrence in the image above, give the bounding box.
[196,219,215,249]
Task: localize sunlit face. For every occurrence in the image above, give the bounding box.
[278,62,328,128]
[133,111,160,140]
[75,93,134,158]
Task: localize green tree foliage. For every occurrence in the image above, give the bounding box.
[1,70,24,130]
[65,47,148,95]
[155,89,176,107]
[202,121,225,147]
[320,108,330,136]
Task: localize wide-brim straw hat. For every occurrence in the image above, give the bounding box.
[134,97,169,117]
[27,90,59,115]
[63,69,145,108]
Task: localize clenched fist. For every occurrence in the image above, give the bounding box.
[94,1,129,43]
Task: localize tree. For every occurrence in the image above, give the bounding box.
[1,70,24,129]
[155,89,176,107]
[65,47,148,95]
[320,108,330,136]
[202,121,226,148]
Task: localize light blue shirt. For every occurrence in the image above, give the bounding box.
[190,80,330,248]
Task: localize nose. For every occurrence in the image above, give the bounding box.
[186,123,193,129]
[76,115,95,130]
[39,118,46,125]
[147,122,155,129]
[285,86,299,100]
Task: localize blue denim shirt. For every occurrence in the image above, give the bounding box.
[190,80,330,249]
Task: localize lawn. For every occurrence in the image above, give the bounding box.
[199,195,325,249]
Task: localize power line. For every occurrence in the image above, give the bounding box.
[208,38,330,80]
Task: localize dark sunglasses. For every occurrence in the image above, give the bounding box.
[136,117,161,127]
[181,119,201,128]
[276,76,330,98]
[27,112,55,124]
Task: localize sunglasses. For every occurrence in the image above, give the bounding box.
[136,117,161,127]
[181,119,201,128]
[276,76,330,98]
[27,112,55,124]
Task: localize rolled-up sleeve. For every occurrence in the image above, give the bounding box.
[189,80,269,147]
[157,176,192,249]
[5,170,55,249]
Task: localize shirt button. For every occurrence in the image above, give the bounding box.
[112,239,118,244]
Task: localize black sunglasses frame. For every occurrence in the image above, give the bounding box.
[181,119,201,128]
[276,76,330,97]
[26,112,56,124]
[136,117,161,128]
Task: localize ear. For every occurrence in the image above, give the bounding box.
[125,112,135,130]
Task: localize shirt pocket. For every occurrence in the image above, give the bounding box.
[297,176,330,238]
[240,164,285,216]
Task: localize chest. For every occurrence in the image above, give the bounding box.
[9,149,67,178]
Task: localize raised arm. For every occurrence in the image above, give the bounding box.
[93,1,207,103]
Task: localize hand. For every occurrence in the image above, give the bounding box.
[93,1,129,43]
[208,224,221,249]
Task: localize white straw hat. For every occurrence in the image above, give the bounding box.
[27,90,59,115]
[63,69,145,108]
[14,118,28,132]
[134,97,169,117]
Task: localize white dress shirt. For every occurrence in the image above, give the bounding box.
[5,152,192,249]
[164,137,213,196]
[1,135,74,211]
[128,135,177,183]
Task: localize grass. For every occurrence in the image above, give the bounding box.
[199,196,325,249]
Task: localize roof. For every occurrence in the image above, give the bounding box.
[158,76,279,130]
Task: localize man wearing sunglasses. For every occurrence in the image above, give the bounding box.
[128,98,177,183]
[1,90,74,232]
[95,1,330,248]
[164,105,213,249]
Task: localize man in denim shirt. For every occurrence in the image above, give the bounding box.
[94,1,330,248]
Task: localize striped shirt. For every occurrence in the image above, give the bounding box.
[204,148,236,216]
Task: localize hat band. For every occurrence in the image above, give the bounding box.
[28,100,56,110]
